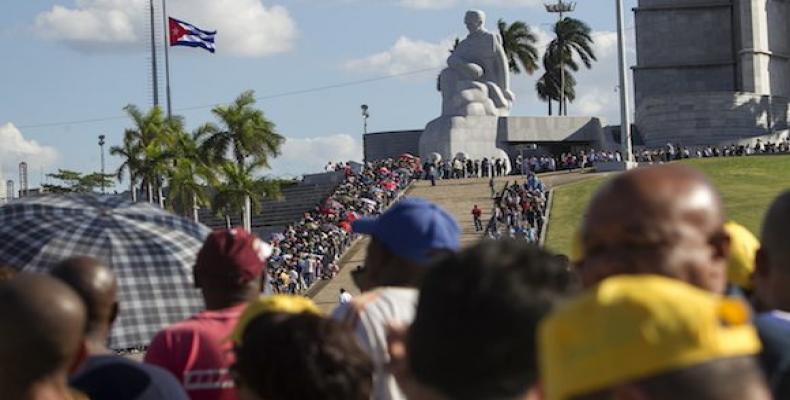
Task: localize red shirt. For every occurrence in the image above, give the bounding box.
[144,304,245,400]
[472,207,482,218]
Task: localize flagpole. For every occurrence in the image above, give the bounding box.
[161,0,173,119]
[149,0,159,107]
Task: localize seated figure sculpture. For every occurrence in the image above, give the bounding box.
[439,10,514,117]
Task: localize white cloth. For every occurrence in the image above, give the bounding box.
[331,287,419,400]
[339,291,353,304]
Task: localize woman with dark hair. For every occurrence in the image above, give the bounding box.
[231,298,372,400]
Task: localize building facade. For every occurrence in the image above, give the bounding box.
[634,0,790,146]
[363,117,613,162]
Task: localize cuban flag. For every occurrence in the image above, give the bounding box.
[168,17,216,53]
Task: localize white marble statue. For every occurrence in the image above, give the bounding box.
[439,10,515,117]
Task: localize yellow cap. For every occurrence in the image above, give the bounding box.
[539,275,761,400]
[569,229,584,264]
[724,221,759,290]
[231,294,322,345]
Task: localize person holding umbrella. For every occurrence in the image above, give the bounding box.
[145,228,272,400]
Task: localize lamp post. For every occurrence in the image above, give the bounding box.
[361,104,370,135]
[615,0,634,165]
[544,0,576,116]
[99,134,106,194]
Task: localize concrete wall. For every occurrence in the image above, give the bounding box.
[635,91,790,146]
[369,117,609,162]
[363,130,422,162]
[633,1,736,104]
[497,116,606,143]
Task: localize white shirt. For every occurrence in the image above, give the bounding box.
[331,287,419,400]
[339,291,353,304]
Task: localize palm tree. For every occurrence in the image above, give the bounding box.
[167,125,218,222]
[212,161,281,229]
[201,90,284,170]
[544,17,597,115]
[111,105,166,202]
[110,132,142,201]
[497,19,539,75]
[111,104,183,206]
[201,90,285,230]
[536,69,576,116]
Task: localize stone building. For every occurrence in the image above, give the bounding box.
[363,117,612,162]
[634,0,790,146]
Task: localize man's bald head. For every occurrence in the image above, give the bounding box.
[0,274,86,388]
[51,256,118,337]
[581,164,729,293]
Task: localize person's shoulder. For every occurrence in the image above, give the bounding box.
[333,288,418,326]
[72,355,189,400]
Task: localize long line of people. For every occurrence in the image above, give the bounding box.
[265,158,419,295]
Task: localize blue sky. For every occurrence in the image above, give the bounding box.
[0,0,637,190]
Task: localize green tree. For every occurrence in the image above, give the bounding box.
[201,91,285,229]
[536,69,576,116]
[497,19,539,75]
[201,90,285,170]
[544,17,596,115]
[42,169,114,193]
[110,105,184,206]
[110,132,142,201]
[167,125,218,221]
[211,162,281,228]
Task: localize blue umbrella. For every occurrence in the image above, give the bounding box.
[0,194,210,350]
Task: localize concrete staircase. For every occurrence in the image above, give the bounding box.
[197,172,344,238]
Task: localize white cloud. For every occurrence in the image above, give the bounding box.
[268,134,363,177]
[399,0,542,9]
[344,36,455,79]
[567,30,636,124]
[0,123,59,186]
[33,0,297,57]
[399,0,457,9]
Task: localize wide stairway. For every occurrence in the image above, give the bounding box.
[309,172,597,313]
[197,172,344,238]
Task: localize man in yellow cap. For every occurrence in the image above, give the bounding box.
[540,275,771,400]
[724,221,759,295]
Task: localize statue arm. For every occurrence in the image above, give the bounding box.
[447,51,483,80]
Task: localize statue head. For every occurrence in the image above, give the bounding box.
[464,10,485,33]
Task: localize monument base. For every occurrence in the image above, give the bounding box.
[419,115,511,173]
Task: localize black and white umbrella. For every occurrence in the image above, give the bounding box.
[0,194,210,350]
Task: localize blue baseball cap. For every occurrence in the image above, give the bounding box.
[352,197,460,265]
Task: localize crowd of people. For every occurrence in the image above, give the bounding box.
[634,139,790,163]
[423,157,509,183]
[5,161,790,400]
[453,137,790,176]
[477,172,547,244]
[264,157,418,295]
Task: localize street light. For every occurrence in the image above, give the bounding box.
[361,104,370,135]
[98,134,106,194]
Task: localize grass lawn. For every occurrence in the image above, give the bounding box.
[545,155,790,256]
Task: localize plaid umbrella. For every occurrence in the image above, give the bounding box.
[0,194,210,350]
